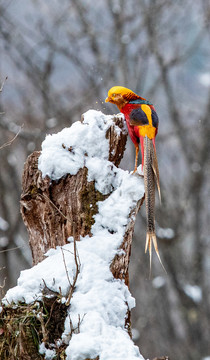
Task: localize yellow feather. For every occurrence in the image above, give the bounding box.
[141,104,152,126]
[138,105,156,139]
[139,126,156,139]
[107,86,136,98]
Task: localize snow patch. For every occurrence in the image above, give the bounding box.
[39,342,56,359]
[39,110,116,183]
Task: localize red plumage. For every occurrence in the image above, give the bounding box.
[120,102,157,146]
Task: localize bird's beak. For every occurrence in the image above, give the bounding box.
[105,97,110,103]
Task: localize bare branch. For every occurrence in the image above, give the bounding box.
[61,247,72,289]
[0,245,25,254]
[0,124,24,150]
[66,223,80,307]
[0,76,8,92]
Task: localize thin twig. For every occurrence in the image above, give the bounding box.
[0,245,25,254]
[66,223,80,306]
[0,278,6,289]
[77,314,81,333]
[0,76,8,92]
[0,124,24,150]
[61,247,72,288]
[38,311,48,342]
[41,193,71,223]
[68,313,85,339]
[68,315,74,339]
[44,297,58,330]
[61,248,74,255]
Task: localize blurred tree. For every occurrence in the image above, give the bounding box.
[0,0,210,359]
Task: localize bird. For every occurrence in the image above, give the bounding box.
[105,86,165,273]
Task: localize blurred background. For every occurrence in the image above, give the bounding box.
[0,0,210,359]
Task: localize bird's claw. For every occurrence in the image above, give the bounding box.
[131,169,144,177]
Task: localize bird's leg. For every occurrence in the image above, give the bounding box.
[133,144,139,173]
[140,136,144,172]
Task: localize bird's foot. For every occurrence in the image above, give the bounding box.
[131,167,144,177]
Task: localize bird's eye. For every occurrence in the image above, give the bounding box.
[112,93,116,97]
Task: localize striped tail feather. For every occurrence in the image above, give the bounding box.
[151,144,161,203]
[145,232,166,276]
[144,136,166,274]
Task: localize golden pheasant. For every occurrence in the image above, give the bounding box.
[105,86,165,272]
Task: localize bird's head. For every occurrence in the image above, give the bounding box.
[105,86,141,110]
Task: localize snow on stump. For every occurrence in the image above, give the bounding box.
[1,110,145,360]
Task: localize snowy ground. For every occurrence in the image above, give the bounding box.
[4,110,145,360]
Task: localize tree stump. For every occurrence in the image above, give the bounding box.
[20,112,143,286]
[2,111,145,360]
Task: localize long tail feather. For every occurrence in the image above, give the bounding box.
[144,136,166,274]
[145,232,166,275]
[151,141,161,203]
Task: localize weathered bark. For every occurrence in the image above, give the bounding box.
[20,114,143,288]
[20,159,105,265]
[110,195,145,286]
